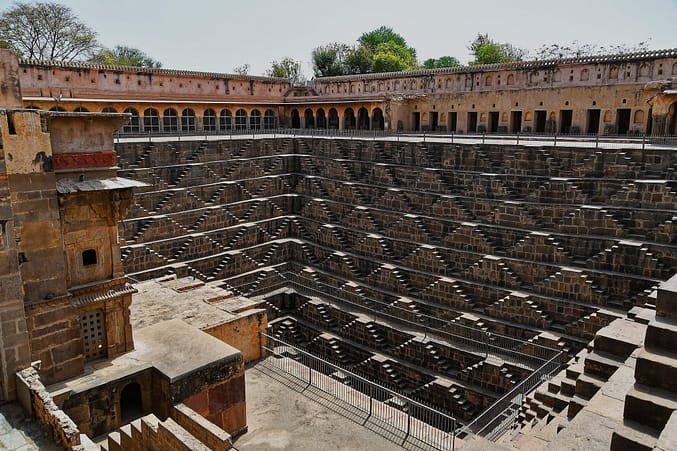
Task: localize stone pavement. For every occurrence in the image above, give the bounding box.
[0,403,59,451]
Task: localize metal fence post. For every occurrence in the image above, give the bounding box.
[642,134,646,150]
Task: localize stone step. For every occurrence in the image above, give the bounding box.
[635,347,677,393]
[610,419,659,451]
[624,384,677,431]
[567,395,587,420]
[593,318,646,358]
[560,376,577,397]
[645,316,677,351]
[583,350,624,379]
[576,372,606,400]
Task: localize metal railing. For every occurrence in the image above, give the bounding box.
[458,352,562,441]
[227,271,562,369]
[260,332,459,450]
[114,125,677,149]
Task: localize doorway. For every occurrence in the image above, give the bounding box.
[467,112,478,133]
[489,112,499,133]
[586,109,600,134]
[616,108,631,134]
[559,110,573,134]
[120,382,143,423]
[510,111,522,133]
[430,112,439,131]
[535,110,547,133]
[413,112,421,131]
[448,112,457,132]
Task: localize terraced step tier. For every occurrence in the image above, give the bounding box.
[610,419,660,451]
[635,347,677,393]
[583,350,624,380]
[623,384,677,431]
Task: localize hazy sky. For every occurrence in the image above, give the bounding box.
[1,0,676,77]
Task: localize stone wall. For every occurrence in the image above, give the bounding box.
[16,366,81,449]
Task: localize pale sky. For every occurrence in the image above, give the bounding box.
[1,0,676,77]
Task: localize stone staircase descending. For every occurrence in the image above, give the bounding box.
[611,275,677,450]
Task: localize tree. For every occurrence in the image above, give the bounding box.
[358,26,408,54]
[372,41,417,72]
[90,45,161,68]
[312,43,349,77]
[468,33,526,65]
[266,57,305,86]
[232,64,250,75]
[357,26,417,73]
[423,56,461,69]
[344,46,373,74]
[0,2,98,61]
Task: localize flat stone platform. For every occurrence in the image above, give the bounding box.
[236,361,410,450]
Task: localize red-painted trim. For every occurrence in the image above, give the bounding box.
[52,152,116,170]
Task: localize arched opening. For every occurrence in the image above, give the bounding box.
[163,108,178,132]
[102,107,117,113]
[372,108,384,131]
[123,108,140,133]
[235,109,247,130]
[316,108,327,129]
[219,109,232,131]
[250,109,261,130]
[49,106,66,112]
[74,106,89,112]
[143,108,160,132]
[328,108,339,129]
[343,108,356,130]
[25,105,39,110]
[181,108,196,131]
[120,382,143,423]
[304,109,315,128]
[357,107,370,130]
[290,109,301,128]
[263,109,276,129]
[203,109,217,131]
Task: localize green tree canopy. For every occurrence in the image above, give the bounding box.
[423,56,461,69]
[0,2,98,61]
[312,42,349,77]
[312,26,420,76]
[266,57,305,86]
[90,45,161,68]
[468,33,526,65]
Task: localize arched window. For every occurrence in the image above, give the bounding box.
[343,108,356,129]
[25,105,39,110]
[181,108,196,131]
[235,109,247,130]
[102,107,117,113]
[250,109,261,130]
[49,106,66,112]
[304,109,315,128]
[372,108,384,131]
[316,108,327,129]
[203,109,217,131]
[74,106,89,112]
[290,109,301,128]
[263,109,276,129]
[219,109,232,131]
[143,108,160,132]
[328,108,339,129]
[357,107,369,130]
[163,108,178,132]
[484,75,492,87]
[123,107,140,133]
